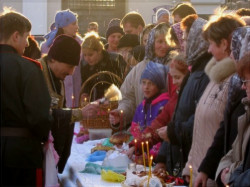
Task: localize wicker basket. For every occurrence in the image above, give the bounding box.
[79,71,122,131]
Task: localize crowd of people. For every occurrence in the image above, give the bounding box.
[1,2,250,187]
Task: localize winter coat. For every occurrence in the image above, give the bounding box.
[129,93,169,151]
[0,44,51,169]
[167,53,211,171]
[198,74,246,179]
[216,97,250,185]
[150,74,178,129]
[81,50,126,101]
[182,57,236,185]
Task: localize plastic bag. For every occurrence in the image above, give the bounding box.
[44,131,60,187]
[101,170,125,182]
[86,150,106,162]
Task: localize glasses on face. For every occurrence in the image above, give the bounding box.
[241,79,250,86]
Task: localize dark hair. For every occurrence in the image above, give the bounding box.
[236,8,250,17]
[237,51,250,78]
[0,10,31,41]
[203,14,245,53]
[55,27,65,38]
[140,24,155,45]
[172,3,197,19]
[23,36,41,60]
[181,14,198,34]
[121,11,145,28]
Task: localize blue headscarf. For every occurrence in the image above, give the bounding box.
[44,9,77,48]
[140,61,168,90]
[144,24,170,64]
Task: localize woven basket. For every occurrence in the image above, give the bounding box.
[79,71,122,131]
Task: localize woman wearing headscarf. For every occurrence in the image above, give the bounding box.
[41,9,83,109]
[181,13,245,186]
[166,22,184,53]
[195,26,249,187]
[156,15,212,177]
[227,51,250,187]
[109,23,172,127]
[214,26,250,186]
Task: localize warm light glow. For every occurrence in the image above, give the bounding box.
[134,139,137,143]
[120,110,123,114]
[72,95,74,99]
[189,165,192,169]
[108,108,110,112]
[84,97,87,102]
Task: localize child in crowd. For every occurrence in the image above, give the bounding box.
[126,61,169,160]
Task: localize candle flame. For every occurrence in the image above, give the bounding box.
[120,110,123,114]
[142,142,144,145]
[150,155,153,160]
[189,165,192,169]
[72,95,74,99]
[84,97,87,102]
[146,141,148,144]
[134,139,137,143]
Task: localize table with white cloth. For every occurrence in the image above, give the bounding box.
[58,122,187,187]
[58,122,121,187]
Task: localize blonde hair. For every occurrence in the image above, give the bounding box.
[81,31,104,51]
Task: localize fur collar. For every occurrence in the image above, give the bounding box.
[205,57,236,83]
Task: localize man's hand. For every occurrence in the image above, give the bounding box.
[221,167,229,186]
[195,172,208,187]
[109,109,121,124]
[81,103,99,118]
[157,126,169,142]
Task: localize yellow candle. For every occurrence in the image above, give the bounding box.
[147,155,153,186]
[146,141,150,166]
[141,142,146,171]
[189,165,192,187]
[84,97,87,102]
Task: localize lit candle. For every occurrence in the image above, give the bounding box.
[147,155,153,186]
[134,139,137,163]
[146,141,150,166]
[189,165,192,187]
[141,142,146,171]
[84,97,87,103]
[120,110,123,132]
[72,94,75,108]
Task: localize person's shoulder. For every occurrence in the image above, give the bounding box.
[21,56,43,70]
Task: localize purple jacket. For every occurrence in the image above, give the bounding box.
[132,92,169,131]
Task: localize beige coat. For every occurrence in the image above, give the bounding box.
[117,58,150,123]
[182,57,236,186]
[215,97,250,184]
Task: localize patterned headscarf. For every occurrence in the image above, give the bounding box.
[186,17,209,66]
[44,9,77,48]
[144,24,170,64]
[171,22,184,52]
[231,26,250,62]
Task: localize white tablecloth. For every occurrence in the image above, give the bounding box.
[58,122,186,187]
[58,122,121,187]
